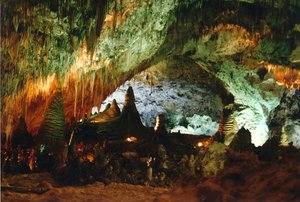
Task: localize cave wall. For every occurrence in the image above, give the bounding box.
[1,0,300,146]
[100,59,223,135]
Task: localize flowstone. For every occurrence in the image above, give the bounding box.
[200,142,228,177]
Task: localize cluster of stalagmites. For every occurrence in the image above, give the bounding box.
[1,87,296,190]
[1,87,209,187]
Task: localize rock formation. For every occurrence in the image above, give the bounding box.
[1,1,300,201]
[108,99,121,118]
[12,117,34,148]
[229,127,256,153]
[1,0,299,148]
[91,99,121,123]
[118,87,145,136]
[38,91,66,148]
[268,89,300,148]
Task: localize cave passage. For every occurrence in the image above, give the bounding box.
[1,0,300,201]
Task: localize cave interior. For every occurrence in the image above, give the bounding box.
[1,0,300,201]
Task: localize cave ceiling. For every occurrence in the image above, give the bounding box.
[1,0,300,146]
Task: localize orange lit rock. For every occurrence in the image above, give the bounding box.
[265,63,300,90]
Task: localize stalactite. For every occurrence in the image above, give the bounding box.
[112,0,118,34]
[74,81,78,118]
[81,78,85,109]
[2,0,299,149]
[265,63,300,89]
[95,0,107,37]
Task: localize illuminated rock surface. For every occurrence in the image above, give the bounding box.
[100,62,222,133]
[1,0,300,201]
[270,89,300,148]
[1,0,300,145]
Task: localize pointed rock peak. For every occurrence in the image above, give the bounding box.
[111,99,119,110]
[12,116,33,148]
[17,116,27,130]
[124,86,135,106]
[108,99,121,116]
[111,99,118,106]
[103,103,111,112]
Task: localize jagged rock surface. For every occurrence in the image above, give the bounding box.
[1,0,299,148]
[269,90,300,148]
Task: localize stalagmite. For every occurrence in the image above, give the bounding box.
[107,99,121,117]
[38,91,66,148]
[90,99,121,123]
[124,86,136,107]
[119,87,145,134]
[11,117,33,148]
[103,103,111,112]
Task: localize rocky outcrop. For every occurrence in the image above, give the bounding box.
[200,142,228,177]
[268,90,300,148]
[229,127,256,152]
[91,99,121,123]
[91,87,146,138]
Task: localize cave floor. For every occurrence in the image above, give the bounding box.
[1,172,169,202]
[2,147,300,202]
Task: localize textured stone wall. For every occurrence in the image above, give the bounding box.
[1,0,299,146]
